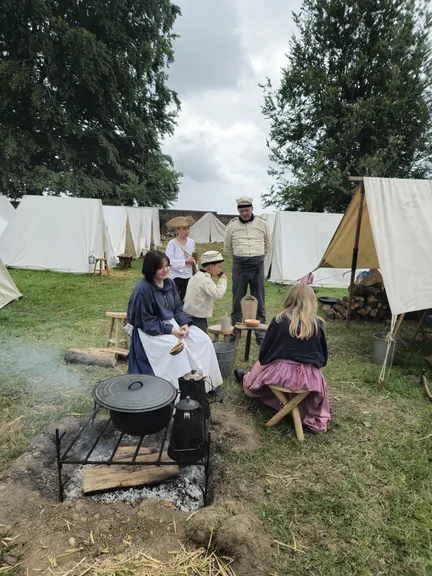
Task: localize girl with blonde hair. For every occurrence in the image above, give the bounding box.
[234,284,330,432]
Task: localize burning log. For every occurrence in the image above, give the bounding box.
[83,450,179,495]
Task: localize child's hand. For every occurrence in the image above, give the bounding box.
[219,274,228,281]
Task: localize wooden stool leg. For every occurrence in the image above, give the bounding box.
[234,329,242,359]
[115,318,121,348]
[223,334,230,344]
[214,334,219,343]
[244,330,252,361]
[106,318,114,347]
[265,393,308,427]
[292,406,304,442]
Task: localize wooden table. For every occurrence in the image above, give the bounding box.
[234,322,268,361]
[208,324,234,344]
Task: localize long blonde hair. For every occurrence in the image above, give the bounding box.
[276,284,323,339]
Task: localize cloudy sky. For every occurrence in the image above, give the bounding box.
[164,0,303,214]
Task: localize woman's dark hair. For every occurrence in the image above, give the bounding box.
[142,250,170,282]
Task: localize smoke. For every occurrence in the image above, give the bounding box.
[1,344,83,389]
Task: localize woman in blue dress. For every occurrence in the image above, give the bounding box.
[126,250,222,392]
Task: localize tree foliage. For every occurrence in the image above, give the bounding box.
[262,0,432,212]
[0,0,181,207]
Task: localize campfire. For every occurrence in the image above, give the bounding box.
[54,371,217,510]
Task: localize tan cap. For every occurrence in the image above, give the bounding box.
[201,251,224,266]
[236,196,253,207]
[166,215,194,229]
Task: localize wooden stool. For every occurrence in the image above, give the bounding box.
[118,254,133,270]
[208,324,234,344]
[94,258,109,276]
[234,323,268,361]
[265,385,310,442]
[106,312,128,349]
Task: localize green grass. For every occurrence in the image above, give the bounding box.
[2,243,432,575]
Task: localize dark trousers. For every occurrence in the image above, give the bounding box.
[190,317,208,334]
[231,256,266,343]
[173,277,190,303]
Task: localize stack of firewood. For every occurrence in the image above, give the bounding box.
[326,284,391,322]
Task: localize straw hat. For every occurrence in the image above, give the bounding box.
[236,196,253,208]
[166,215,194,229]
[201,251,224,266]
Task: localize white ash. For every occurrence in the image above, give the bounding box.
[63,465,205,511]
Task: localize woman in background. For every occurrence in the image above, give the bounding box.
[165,216,196,302]
[234,283,330,433]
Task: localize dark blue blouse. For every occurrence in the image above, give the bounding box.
[127,277,191,336]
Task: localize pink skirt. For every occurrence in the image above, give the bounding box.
[243,360,331,432]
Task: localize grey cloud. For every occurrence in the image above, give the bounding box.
[172,135,227,184]
[168,0,254,95]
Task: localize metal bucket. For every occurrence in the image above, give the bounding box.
[213,342,236,378]
[373,333,405,366]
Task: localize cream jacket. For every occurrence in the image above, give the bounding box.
[184,271,227,319]
[223,215,270,257]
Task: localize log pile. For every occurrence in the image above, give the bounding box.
[325,284,391,322]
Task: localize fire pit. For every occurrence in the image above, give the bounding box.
[55,404,211,507]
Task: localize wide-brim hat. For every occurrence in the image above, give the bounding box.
[236,196,253,208]
[201,250,224,266]
[166,216,194,229]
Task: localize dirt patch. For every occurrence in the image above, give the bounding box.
[0,409,271,575]
[211,405,261,453]
[187,505,273,575]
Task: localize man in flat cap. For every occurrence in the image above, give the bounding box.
[224,197,270,345]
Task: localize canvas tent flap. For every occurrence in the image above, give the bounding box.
[190,213,226,243]
[0,196,16,237]
[103,206,136,257]
[150,208,161,245]
[364,177,432,315]
[126,207,143,257]
[0,257,21,309]
[269,211,353,287]
[318,187,379,270]
[0,196,117,273]
[140,208,153,251]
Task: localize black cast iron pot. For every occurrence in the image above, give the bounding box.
[93,374,177,436]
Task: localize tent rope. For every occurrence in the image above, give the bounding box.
[378,315,397,387]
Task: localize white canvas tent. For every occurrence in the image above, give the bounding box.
[318,177,432,317]
[268,211,353,287]
[140,208,154,252]
[103,206,136,257]
[261,213,276,277]
[0,257,21,309]
[0,196,117,273]
[126,207,144,257]
[0,195,16,238]
[190,213,226,243]
[149,208,161,246]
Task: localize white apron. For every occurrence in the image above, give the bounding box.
[137,320,223,392]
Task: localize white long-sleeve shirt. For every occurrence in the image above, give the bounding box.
[165,237,196,279]
[183,271,227,318]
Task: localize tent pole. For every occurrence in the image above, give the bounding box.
[346,181,365,327]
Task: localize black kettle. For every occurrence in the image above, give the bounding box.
[168,396,208,465]
[178,370,211,419]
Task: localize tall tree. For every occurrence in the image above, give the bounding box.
[0,0,181,207]
[262,0,432,212]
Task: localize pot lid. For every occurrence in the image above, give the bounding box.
[93,374,177,413]
[176,396,200,412]
[181,370,205,381]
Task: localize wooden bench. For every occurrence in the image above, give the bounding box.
[118,254,133,270]
[94,258,109,276]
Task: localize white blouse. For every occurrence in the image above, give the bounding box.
[165,237,196,279]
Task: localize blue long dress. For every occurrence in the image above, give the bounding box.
[127,277,191,375]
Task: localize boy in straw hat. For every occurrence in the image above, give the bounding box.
[183,251,228,333]
[165,215,196,303]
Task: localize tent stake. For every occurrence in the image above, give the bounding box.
[346,182,365,327]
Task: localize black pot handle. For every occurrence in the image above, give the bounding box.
[128,380,143,391]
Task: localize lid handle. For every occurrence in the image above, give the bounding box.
[128,380,143,391]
